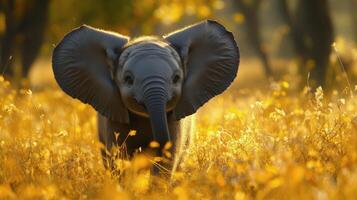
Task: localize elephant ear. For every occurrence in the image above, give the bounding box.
[164,20,240,120]
[52,25,130,123]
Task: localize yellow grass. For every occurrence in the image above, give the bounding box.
[1,73,357,199]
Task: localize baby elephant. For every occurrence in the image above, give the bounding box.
[52,20,240,174]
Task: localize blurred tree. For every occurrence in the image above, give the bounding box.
[49,0,160,40]
[350,0,357,44]
[276,0,304,59]
[232,0,272,78]
[0,0,50,85]
[277,0,334,88]
[48,0,221,51]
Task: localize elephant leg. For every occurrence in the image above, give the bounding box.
[98,113,181,178]
[97,114,113,170]
[97,113,132,174]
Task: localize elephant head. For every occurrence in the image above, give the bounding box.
[52,20,240,152]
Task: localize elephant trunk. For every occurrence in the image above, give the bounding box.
[142,80,171,153]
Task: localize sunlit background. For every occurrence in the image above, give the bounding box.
[0,0,356,89]
[1,0,357,199]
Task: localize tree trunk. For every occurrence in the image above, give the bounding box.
[233,0,273,77]
[296,0,334,88]
[0,0,15,77]
[277,0,334,88]
[350,0,357,44]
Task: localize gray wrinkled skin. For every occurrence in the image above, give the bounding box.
[117,39,183,117]
[52,20,240,175]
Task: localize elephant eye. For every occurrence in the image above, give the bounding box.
[172,74,181,84]
[124,74,134,86]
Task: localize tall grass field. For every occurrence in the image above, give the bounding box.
[1,74,357,199]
